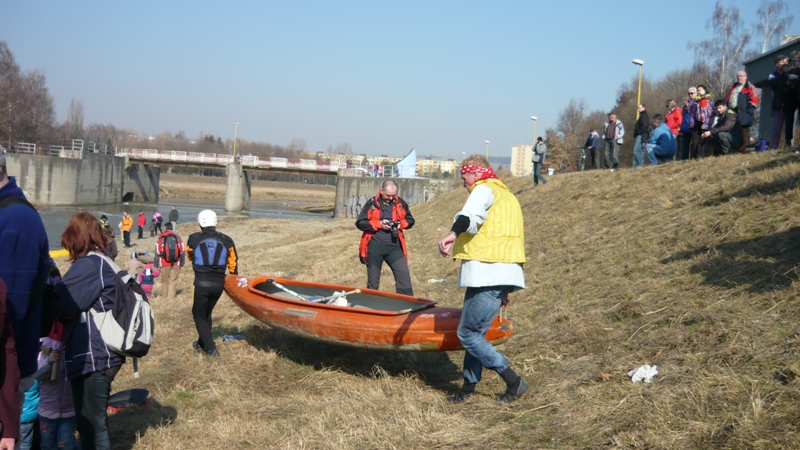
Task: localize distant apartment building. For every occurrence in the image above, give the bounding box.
[510,145,533,177]
[416,157,457,177]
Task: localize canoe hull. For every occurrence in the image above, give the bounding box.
[224,275,514,352]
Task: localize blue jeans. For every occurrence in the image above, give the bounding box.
[40,416,78,450]
[458,286,512,385]
[645,144,676,165]
[532,161,547,185]
[19,420,38,450]
[633,135,646,167]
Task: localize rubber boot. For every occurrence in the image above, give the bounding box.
[499,367,528,403]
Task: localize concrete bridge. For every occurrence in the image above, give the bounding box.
[4,143,446,214]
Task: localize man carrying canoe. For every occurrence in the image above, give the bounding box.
[437,155,528,403]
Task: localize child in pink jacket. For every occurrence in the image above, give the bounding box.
[138,263,160,299]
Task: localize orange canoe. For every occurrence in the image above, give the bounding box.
[224,275,514,351]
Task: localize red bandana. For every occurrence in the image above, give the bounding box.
[461,165,498,181]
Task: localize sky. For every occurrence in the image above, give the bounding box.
[2,1,799,160]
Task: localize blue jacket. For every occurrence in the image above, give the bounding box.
[56,254,124,380]
[21,380,39,423]
[648,123,677,153]
[0,177,50,377]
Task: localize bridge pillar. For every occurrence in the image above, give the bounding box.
[225,163,250,212]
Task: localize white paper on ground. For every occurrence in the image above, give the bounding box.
[627,364,659,383]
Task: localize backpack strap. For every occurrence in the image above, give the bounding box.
[0,196,36,211]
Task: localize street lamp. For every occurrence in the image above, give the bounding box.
[530,116,538,144]
[632,59,644,120]
[233,122,239,157]
[484,140,490,159]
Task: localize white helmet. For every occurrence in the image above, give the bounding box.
[198,209,217,227]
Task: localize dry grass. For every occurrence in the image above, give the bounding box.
[58,148,800,449]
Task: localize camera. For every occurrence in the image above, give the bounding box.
[389,221,401,239]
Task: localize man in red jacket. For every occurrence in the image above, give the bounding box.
[137,210,147,240]
[155,223,185,301]
[355,180,415,295]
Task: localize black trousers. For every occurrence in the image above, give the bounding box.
[366,240,413,296]
[123,230,131,247]
[72,366,119,450]
[138,225,144,239]
[193,284,224,352]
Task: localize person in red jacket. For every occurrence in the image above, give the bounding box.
[726,70,759,153]
[136,210,146,240]
[355,180,415,295]
[666,100,683,137]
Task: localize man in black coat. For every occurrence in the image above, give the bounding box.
[632,104,651,167]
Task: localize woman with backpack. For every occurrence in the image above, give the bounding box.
[55,212,124,450]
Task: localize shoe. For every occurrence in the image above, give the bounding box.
[447,382,476,403]
[191,341,202,353]
[447,390,473,404]
[499,379,529,403]
[206,349,220,357]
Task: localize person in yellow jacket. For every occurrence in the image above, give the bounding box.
[119,210,133,248]
[437,155,528,403]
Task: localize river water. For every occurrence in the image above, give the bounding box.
[40,198,331,249]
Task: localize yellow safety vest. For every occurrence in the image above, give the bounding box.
[452,178,526,265]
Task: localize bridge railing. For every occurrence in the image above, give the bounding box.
[115,148,344,173]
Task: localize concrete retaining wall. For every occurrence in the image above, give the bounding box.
[334,177,456,218]
[4,153,159,206]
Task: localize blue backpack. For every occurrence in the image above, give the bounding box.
[680,108,695,132]
[193,236,228,267]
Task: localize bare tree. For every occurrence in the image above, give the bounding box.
[755,0,794,54]
[65,98,84,140]
[688,1,751,99]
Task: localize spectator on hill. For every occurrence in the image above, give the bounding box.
[531,137,547,186]
[702,99,744,156]
[680,87,698,160]
[584,129,602,170]
[779,51,800,148]
[155,222,185,301]
[726,70,759,153]
[695,84,714,158]
[437,155,528,404]
[602,112,624,171]
[136,210,146,240]
[632,105,651,167]
[666,99,682,141]
[768,55,789,149]
[645,114,677,165]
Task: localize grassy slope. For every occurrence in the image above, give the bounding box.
[107,149,800,449]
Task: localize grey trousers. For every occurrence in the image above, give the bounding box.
[366,240,413,295]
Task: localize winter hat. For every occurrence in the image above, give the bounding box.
[131,251,138,259]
